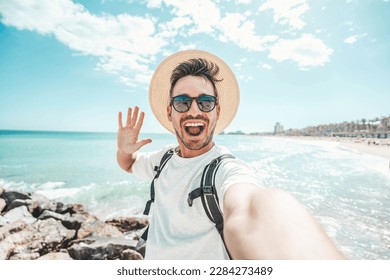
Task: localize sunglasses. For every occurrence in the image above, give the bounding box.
[170,94,217,113]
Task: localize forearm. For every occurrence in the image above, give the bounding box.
[116,150,136,173]
[224,187,346,260]
[224,213,262,259]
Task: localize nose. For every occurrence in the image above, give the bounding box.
[187,98,202,115]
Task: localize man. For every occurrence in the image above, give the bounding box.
[117,50,345,260]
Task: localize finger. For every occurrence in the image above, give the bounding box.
[135,111,145,132]
[118,111,123,128]
[126,107,133,127]
[131,106,139,128]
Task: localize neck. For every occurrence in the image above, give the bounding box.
[176,141,215,158]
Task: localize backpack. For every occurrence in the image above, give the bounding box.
[139,148,235,259]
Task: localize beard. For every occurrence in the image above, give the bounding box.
[174,116,217,151]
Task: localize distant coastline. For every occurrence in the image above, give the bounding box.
[1,129,389,161]
[267,135,390,161]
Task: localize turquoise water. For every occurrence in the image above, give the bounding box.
[1,130,389,259]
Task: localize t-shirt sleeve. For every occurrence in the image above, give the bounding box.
[131,145,175,181]
[215,159,263,212]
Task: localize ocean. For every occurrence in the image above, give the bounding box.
[0,130,389,260]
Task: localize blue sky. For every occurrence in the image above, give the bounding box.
[0,0,389,134]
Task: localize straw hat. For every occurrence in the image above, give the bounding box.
[149,50,240,134]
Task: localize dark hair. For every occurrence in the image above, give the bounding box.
[169,58,223,97]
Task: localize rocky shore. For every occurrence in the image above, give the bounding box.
[0,186,148,260]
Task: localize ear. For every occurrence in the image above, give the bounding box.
[167,105,172,122]
[216,104,220,119]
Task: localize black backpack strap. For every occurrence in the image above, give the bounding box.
[143,148,175,215]
[187,154,235,259]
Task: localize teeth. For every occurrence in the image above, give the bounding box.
[184,123,204,127]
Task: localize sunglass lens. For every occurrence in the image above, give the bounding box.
[173,96,191,112]
[197,96,216,112]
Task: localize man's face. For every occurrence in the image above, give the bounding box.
[167,75,220,152]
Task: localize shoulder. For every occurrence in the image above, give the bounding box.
[215,155,263,190]
[136,144,176,162]
[132,144,176,180]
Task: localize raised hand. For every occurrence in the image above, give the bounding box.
[117,106,152,155]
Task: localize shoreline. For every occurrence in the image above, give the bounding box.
[268,135,390,161]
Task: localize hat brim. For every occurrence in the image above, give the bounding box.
[149,50,240,135]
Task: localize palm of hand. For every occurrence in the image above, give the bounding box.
[117,106,151,154]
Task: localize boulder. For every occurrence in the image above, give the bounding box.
[68,237,141,260]
[0,198,6,213]
[0,189,146,259]
[0,218,76,260]
[105,217,148,233]
[37,251,73,260]
[77,215,124,239]
[2,206,37,225]
[2,191,31,206]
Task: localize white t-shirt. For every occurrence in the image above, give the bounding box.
[132,144,262,260]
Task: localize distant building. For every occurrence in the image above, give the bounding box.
[274,122,284,135]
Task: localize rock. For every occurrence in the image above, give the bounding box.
[0,220,27,241]
[0,189,146,260]
[2,206,37,225]
[2,191,31,206]
[0,198,6,213]
[0,221,28,260]
[135,238,146,258]
[77,215,123,239]
[56,203,86,215]
[122,248,143,260]
[39,209,71,222]
[37,251,73,260]
[30,193,57,213]
[105,217,148,233]
[68,237,140,260]
[0,218,76,260]
[4,198,30,213]
[9,252,40,260]
[0,215,7,227]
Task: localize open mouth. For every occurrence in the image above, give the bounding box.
[184,122,205,137]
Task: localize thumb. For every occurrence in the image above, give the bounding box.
[135,138,152,150]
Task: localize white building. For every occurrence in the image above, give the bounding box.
[274,122,284,135]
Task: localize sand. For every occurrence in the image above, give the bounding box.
[273,136,390,161]
[337,138,390,161]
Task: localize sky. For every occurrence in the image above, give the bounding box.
[0,0,389,134]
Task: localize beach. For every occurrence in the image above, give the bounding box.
[274,135,390,161]
[336,138,390,161]
[1,131,389,259]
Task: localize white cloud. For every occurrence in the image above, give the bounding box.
[260,62,272,70]
[151,1,279,52]
[0,0,333,89]
[237,74,253,82]
[162,0,222,35]
[234,58,248,70]
[259,0,309,30]
[158,16,193,38]
[344,36,357,44]
[218,13,278,51]
[0,0,168,86]
[236,0,252,4]
[145,0,163,8]
[268,34,333,68]
[344,33,367,44]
